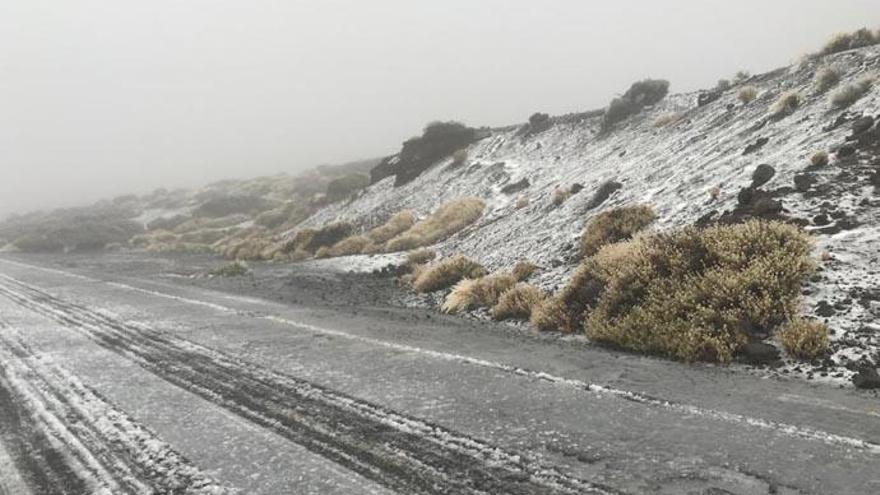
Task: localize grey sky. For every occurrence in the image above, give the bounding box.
[1,0,878,216]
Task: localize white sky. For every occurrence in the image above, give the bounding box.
[1,0,879,216]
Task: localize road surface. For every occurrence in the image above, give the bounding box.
[0,254,878,494]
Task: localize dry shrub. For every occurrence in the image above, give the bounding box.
[284,222,354,254]
[771,91,801,116]
[830,77,874,108]
[290,248,311,262]
[653,113,682,127]
[511,261,538,281]
[451,149,468,167]
[493,283,547,321]
[811,151,829,167]
[709,186,722,201]
[779,318,830,359]
[515,195,529,209]
[580,205,656,257]
[584,221,815,363]
[209,261,249,277]
[820,28,880,56]
[551,188,571,207]
[441,273,516,314]
[385,198,485,252]
[529,297,569,332]
[323,235,373,258]
[412,255,487,293]
[366,211,416,244]
[737,86,758,104]
[406,248,436,267]
[814,67,841,94]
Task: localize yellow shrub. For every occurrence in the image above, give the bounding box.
[511,261,538,281]
[385,198,485,252]
[493,283,547,320]
[366,211,416,244]
[811,151,829,167]
[580,204,656,257]
[830,77,874,108]
[323,235,373,258]
[406,249,436,267]
[529,297,569,332]
[779,318,830,359]
[412,255,487,293]
[771,91,801,116]
[814,67,840,94]
[584,221,815,363]
[441,273,517,313]
[737,86,758,104]
[551,188,571,207]
[515,195,529,209]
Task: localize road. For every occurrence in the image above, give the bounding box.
[0,254,878,494]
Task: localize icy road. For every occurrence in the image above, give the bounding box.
[0,254,879,494]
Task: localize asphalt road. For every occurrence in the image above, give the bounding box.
[0,254,879,494]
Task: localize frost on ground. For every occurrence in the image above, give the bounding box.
[300,46,880,386]
[297,253,405,274]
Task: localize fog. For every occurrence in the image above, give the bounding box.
[1,0,878,217]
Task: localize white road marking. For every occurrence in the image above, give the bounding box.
[2,258,880,455]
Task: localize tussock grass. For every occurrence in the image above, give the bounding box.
[210,261,249,277]
[583,221,814,362]
[385,198,485,252]
[653,113,682,127]
[551,188,571,207]
[820,28,879,56]
[511,261,538,281]
[367,211,416,244]
[779,318,830,360]
[811,151,829,167]
[579,205,656,257]
[814,67,841,94]
[442,273,517,314]
[412,255,487,293]
[737,86,758,104]
[771,91,801,117]
[321,235,374,258]
[406,248,436,267]
[529,297,569,332]
[493,283,547,321]
[830,77,874,108]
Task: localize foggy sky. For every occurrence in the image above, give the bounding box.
[2,0,879,217]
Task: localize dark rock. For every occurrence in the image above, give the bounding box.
[815,300,836,317]
[870,170,880,187]
[737,187,755,206]
[851,116,875,135]
[837,144,856,158]
[743,137,769,155]
[585,181,623,210]
[752,198,782,216]
[812,214,831,226]
[697,90,723,107]
[793,173,816,192]
[501,178,530,194]
[852,367,880,389]
[751,164,776,188]
[736,342,780,365]
[569,183,584,194]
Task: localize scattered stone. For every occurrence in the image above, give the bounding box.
[793,173,815,192]
[569,183,584,194]
[851,116,875,136]
[751,164,776,188]
[584,180,622,210]
[852,367,880,389]
[501,178,530,194]
[837,144,856,158]
[736,342,780,365]
[743,137,769,155]
[815,300,836,317]
[697,90,722,107]
[812,213,831,226]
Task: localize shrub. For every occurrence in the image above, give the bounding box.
[321,235,373,258]
[441,272,517,314]
[737,86,758,104]
[603,79,670,129]
[580,205,656,257]
[811,151,829,167]
[385,198,485,252]
[830,77,874,108]
[193,194,271,218]
[412,255,487,293]
[734,71,750,83]
[451,149,468,167]
[653,113,682,127]
[779,318,830,359]
[715,79,732,91]
[515,195,529,209]
[820,28,880,56]
[771,91,801,116]
[511,261,538,281]
[406,248,436,267]
[13,235,64,253]
[371,121,478,186]
[529,297,569,332]
[584,221,815,363]
[304,222,354,252]
[551,188,571,207]
[210,261,249,277]
[493,283,547,320]
[814,67,841,94]
[367,211,416,244]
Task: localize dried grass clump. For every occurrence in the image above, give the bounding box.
[811,151,829,167]
[771,91,801,116]
[209,261,249,277]
[579,205,656,257]
[323,235,374,258]
[737,86,758,104]
[515,195,529,209]
[406,248,436,267]
[412,255,487,293]
[441,273,517,314]
[814,67,841,94]
[551,188,572,207]
[493,283,547,321]
[385,198,485,252]
[529,297,569,332]
[366,211,416,244]
[820,28,880,56]
[779,318,830,360]
[653,113,682,127]
[511,261,538,281]
[584,221,815,363]
[830,77,874,109]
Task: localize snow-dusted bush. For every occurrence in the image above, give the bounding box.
[779,318,830,360]
[551,187,571,207]
[385,198,485,252]
[771,91,801,117]
[653,113,682,127]
[406,248,436,267]
[412,255,486,293]
[820,28,879,56]
[579,204,656,257]
[814,67,841,94]
[320,235,373,258]
[584,221,814,362]
[737,86,758,104]
[493,283,547,321]
[830,77,874,108]
[209,261,249,277]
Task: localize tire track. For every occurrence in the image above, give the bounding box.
[0,320,234,494]
[0,275,620,495]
